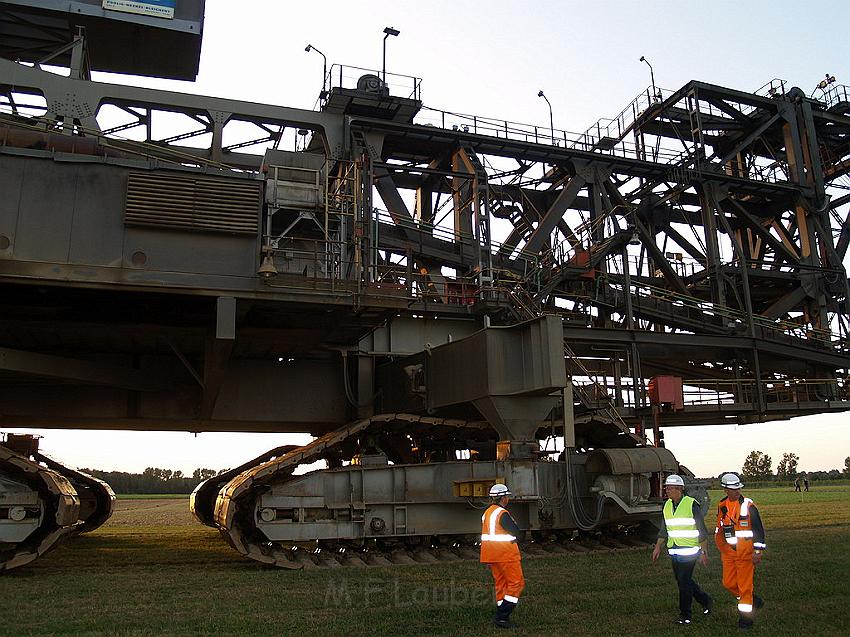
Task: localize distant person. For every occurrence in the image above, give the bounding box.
[803,477,809,492]
[480,483,524,629]
[652,474,712,625]
[715,473,767,630]
[794,477,801,492]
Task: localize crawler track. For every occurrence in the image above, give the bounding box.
[0,440,115,571]
[192,415,657,570]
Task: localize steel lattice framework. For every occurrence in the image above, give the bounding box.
[1,51,849,440]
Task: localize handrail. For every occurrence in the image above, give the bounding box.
[327,64,422,101]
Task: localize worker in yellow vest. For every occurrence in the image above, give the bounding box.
[480,483,524,629]
[715,472,766,630]
[652,474,713,625]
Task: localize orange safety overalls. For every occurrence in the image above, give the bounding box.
[480,504,525,608]
[714,496,759,618]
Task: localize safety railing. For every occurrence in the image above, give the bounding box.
[414,105,687,164]
[326,64,422,101]
[820,84,850,110]
[753,78,788,99]
[573,86,674,152]
[568,376,848,412]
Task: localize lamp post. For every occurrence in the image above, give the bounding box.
[639,55,657,101]
[382,26,399,86]
[537,90,554,144]
[305,44,327,99]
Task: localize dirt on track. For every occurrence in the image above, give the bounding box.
[104,498,193,527]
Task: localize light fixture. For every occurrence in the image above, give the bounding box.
[382,26,400,85]
[628,232,641,246]
[639,55,658,102]
[305,44,328,101]
[258,254,278,279]
[538,90,554,144]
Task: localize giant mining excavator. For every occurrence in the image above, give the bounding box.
[1,1,849,570]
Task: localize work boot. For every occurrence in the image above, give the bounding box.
[701,595,713,616]
[738,614,754,630]
[674,617,692,626]
[493,600,517,629]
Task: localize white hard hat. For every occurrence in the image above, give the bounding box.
[489,483,511,498]
[664,474,685,487]
[720,472,744,489]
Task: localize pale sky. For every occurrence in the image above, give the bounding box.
[7,0,850,477]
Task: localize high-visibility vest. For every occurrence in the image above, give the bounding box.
[663,495,701,556]
[480,504,521,563]
[715,496,762,553]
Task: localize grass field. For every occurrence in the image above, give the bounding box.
[1,487,848,636]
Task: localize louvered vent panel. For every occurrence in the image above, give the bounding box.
[125,172,260,234]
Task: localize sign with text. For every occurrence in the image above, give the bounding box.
[102,0,176,19]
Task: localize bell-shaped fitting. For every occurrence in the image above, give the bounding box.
[257,254,278,278]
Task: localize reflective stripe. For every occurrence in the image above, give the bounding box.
[490,507,505,537]
[482,506,516,543]
[668,529,700,538]
[503,595,519,604]
[668,547,701,556]
[482,513,486,522]
[725,536,738,545]
[738,603,753,613]
[753,542,766,549]
[741,498,753,517]
[735,530,754,538]
[496,600,503,606]
[665,518,697,527]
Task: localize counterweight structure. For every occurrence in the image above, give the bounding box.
[0,6,849,568]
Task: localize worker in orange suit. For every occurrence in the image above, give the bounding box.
[715,473,767,630]
[480,483,524,629]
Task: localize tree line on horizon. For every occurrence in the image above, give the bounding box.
[79,455,850,494]
[735,451,850,482]
[78,467,229,494]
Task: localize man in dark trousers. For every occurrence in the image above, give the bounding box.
[652,474,712,625]
[480,483,524,629]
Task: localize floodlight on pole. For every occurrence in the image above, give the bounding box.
[639,55,658,102]
[538,90,554,145]
[305,44,328,99]
[811,73,836,98]
[382,26,400,85]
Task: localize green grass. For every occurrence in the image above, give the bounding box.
[0,487,847,636]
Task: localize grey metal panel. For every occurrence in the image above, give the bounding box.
[428,316,566,409]
[0,155,127,265]
[13,157,76,262]
[67,162,127,266]
[364,316,480,354]
[122,226,257,277]
[0,155,23,257]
